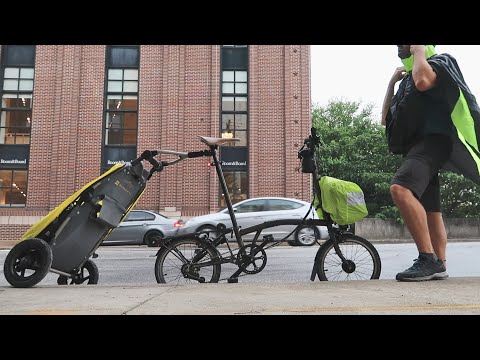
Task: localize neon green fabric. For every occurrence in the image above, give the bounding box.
[401,45,436,72]
[317,176,368,225]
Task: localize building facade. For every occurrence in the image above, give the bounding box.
[0,45,311,244]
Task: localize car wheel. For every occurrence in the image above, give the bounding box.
[145,231,163,247]
[294,225,320,246]
[197,225,219,240]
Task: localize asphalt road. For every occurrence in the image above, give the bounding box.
[1,241,480,286]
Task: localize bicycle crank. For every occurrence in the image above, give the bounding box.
[236,244,267,274]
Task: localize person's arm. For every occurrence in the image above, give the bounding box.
[381,67,405,126]
[410,45,437,91]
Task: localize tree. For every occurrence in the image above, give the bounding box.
[439,172,480,217]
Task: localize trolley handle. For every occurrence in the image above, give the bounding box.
[131,150,160,168]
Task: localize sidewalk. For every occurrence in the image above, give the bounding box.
[1,277,480,315]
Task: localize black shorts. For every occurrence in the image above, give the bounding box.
[391,134,452,212]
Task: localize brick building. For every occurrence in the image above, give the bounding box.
[0,45,311,244]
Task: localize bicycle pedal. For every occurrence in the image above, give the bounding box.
[227,278,238,283]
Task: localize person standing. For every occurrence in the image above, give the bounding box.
[382,45,480,281]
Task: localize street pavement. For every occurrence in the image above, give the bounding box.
[1,276,480,315]
[2,240,480,315]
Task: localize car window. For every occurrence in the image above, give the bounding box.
[144,212,155,221]
[235,199,265,213]
[124,211,146,221]
[267,199,304,211]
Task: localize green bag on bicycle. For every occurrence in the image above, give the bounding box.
[313,176,368,225]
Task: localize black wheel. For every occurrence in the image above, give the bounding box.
[145,231,163,247]
[294,225,320,246]
[58,259,99,285]
[4,238,53,288]
[196,225,220,240]
[155,237,221,284]
[76,259,99,284]
[57,275,68,285]
[315,234,381,281]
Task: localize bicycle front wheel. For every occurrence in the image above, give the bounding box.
[315,234,381,281]
[155,237,221,284]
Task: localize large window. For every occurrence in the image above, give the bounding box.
[0,45,35,207]
[102,46,139,172]
[0,170,27,207]
[220,45,249,206]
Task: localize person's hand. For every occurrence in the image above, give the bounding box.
[410,45,426,58]
[390,66,406,84]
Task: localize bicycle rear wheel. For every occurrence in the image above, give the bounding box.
[155,237,221,284]
[315,234,381,281]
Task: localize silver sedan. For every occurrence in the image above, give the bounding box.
[176,197,329,246]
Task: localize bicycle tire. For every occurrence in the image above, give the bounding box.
[315,234,381,281]
[155,237,221,284]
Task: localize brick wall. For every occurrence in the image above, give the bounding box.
[0,45,311,243]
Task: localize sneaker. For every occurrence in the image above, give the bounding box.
[396,254,449,282]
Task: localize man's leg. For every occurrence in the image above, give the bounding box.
[390,184,433,254]
[389,136,450,281]
[427,212,447,267]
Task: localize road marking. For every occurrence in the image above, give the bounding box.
[271,304,480,313]
[25,310,78,315]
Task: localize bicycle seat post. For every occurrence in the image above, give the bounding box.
[208,144,244,248]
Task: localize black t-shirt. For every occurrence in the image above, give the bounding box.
[393,62,457,139]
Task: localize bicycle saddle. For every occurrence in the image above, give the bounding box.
[199,136,241,146]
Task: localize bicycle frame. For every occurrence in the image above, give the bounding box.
[149,132,380,283]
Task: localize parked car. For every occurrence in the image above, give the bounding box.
[177,197,329,246]
[102,210,184,247]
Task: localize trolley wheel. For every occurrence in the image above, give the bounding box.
[315,234,381,281]
[57,259,99,285]
[3,238,53,288]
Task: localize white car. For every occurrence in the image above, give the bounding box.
[102,210,184,247]
[177,197,330,246]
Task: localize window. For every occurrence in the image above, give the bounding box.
[102,46,139,172]
[221,171,248,208]
[268,199,304,211]
[234,199,265,213]
[0,45,35,207]
[220,45,249,206]
[0,169,27,207]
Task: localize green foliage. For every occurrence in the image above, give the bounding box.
[439,172,480,217]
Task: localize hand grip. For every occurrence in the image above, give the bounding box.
[187,150,210,158]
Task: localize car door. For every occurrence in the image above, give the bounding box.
[232,199,268,233]
[107,211,147,244]
[259,199,308,240]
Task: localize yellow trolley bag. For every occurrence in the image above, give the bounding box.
[3,151,160,288]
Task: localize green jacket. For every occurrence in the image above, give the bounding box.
[386,52,480,185]
[429,53,480,184]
